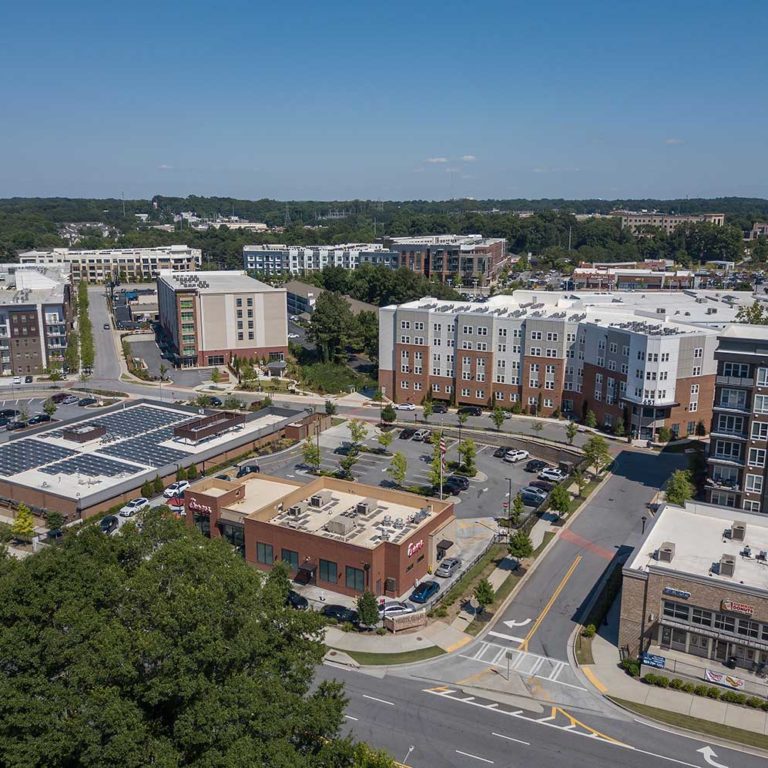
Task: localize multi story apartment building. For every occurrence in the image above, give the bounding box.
[385,235,507,285]
[616,211,725,235]
[706,325,768,514]
[0,265,72,376]
[572,265,698,291]
[242,243,398,275]
[157,271,287,368]
[379,291,718,440]
[19,245,201,282]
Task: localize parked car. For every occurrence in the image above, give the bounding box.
[539,467,567,482]
[0,408,19,418]
[435,557,462,578]
[525,459,550,473]
[493,446,514,458]
[164,480,190,498]
[6,421,26,431]
[333,443,357,455]
[12,376,21,385]
[447,474,470,490]
[287,590,309,610]
[431,402,448,414]
[413,429,431,442]
[409,580,440,604]
[321,604,359,624]
[51,393,70,404]
[61,395,79,405]
[119,497,149,517]
[398,427,417,440]
[103,322,111,330]
[396,402,416,411]
[457,405,481,417]
[78,397,98,407]
[214,474,231,481]
[236,463,260,478]
[99,515,119,534]
[209,396,223,407]
[28,413,51,425]
[503,449,529,463]
[378,600,413,618]
[438,479,465,496]
[520,487,548,506]
[0,417,9,428]
[529,479,555,492]
[24,375,33,383]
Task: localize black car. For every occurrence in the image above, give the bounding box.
[0,408,19,418]
[529,479,555,492]
[398,427,417,440]
[493,446,515,458]
[457,405,481,417]
[333,443,357,455]
[524,459,550,473]
[439,478,465,496]
[6,421,26,431]
[28,413,51,425]
[214,474,231,481]
[78,397,97,407]
[236,463,260,478]
[447,474,470,490]
[209,396,223,407]
[51,393,69,404]
[432,402,448,414]
[322,604,359,624]
[287,590,309,610]
[99,515,119,534]
[24,375,33,383]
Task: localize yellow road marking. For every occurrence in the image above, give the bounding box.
[456,668,494,686]
[554,706,626,745]
[582,666,608,694]
[519,555,582,652]
[444,635,472,653]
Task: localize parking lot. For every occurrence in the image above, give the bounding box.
[0,396,91,443]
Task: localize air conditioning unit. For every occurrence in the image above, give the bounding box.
[656,542,675,563]
[720,554,736,577]
[731,521,747,541]
[310,489,333,507]
[288,501,308,517]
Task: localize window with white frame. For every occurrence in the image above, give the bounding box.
[715,440,741,459]
[689,401,698,412]
[743,500,761,513]
[755,395,768,413]
[461,341,473,350]
[692,366,702,376]
[461,387,470,396]
[723,362,749,378]
[745,474,764,493]
[432,383,440,392]
[475,389,484,398]
[498,328,507,337]
[400,381,408,389]
[609,342,617,353]
[462,326,473,334]
[757,367,768,386]
[414,382,422,390]
[546,364,555,374]
[694,348,703,358]
[748,447,766,467]
[546,349,557,357]
[544,398,553,407]
[530,331,542,340]
[530,347,541,356]
[752,421,768,439]
[546,332,558,341]
[527,396,537,405]
[498,343,507,352]
[495,374,505,383]
[478,327,488,336]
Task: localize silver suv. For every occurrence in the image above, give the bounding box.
[435,557,462,578]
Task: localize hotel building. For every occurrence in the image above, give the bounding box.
[616,211,725,236]
[243,243,398,276]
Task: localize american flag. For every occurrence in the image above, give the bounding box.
[439,436,446,469]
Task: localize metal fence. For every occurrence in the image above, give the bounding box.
[642,656,768,698]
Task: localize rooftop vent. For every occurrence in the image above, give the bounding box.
[656,542,675,563]
[287,501,308,517]
[720,554,736,577]
[326,514,355,536]
[731,521,747,541]
[310,490,333,508]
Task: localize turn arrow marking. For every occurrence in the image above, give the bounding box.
[503,618,532,628]
[696,746,728,768]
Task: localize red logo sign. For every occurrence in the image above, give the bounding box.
[721,599,753,616]
[188,498,212,514]
[407,539,424,558]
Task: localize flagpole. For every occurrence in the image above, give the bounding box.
[439,432,444,501]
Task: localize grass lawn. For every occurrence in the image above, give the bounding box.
[609,698,768,751]
[298,362,375,394]
[533,531,555,557]
[574,635,594,665]
[466,571,522,635]
[330,646,445,666]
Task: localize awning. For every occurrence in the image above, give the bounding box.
[298,560,317,573]
[436,539,454,551]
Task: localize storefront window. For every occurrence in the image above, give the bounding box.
[691,608,712,626]
[319,559,337,584]
[256,542,274,565]
[737,619,759,638]
[194,514,210,538]
[663,601,689,620]
[218,522,244,557]
[345,566,365,593]
[281,549,299,570]
[714,613,736,632]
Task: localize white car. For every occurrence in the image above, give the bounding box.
[119,497,149,517]
[12,376,21,385]
[539,468,567,482]
[378,601,413,618]
[503,449,529,463]
[396,402,416,411]
[163,480,190,498]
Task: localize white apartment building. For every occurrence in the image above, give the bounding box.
[243,244,398,275]
[19,245,201,283]
[379,290,721,440]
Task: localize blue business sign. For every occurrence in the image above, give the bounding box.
[663,587,691,600]
[641,652,666,669]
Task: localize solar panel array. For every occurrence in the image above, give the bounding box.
[0,440,76,476]
[40,455,139,478]
[100,434,188,469]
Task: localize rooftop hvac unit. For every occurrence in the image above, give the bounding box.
[656,542,675,563]
[731,521,747,541]
[357,497,378,515]
[310,489,333,507]
[720,554,736,577]
[288,501,308,517]
[326,514,355,536]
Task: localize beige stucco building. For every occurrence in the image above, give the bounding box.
[157,270,287,368]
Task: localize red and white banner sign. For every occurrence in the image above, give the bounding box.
[188,498,212,514]
[407,539,424,558]
[705,670,745,690]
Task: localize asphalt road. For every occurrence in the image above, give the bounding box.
[320,665,762,768]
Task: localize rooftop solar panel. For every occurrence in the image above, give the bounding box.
[40,454,140,478]
[0,440,77,477]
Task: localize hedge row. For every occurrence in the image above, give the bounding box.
[643,673,767,709]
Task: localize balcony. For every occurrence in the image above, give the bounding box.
[709,429,747,440]
[706,476,740,492]
[707,454,745,466]
[713,401,749,413]
[717,375,754,387]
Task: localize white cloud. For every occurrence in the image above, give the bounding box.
[158,163,173,170]
[532,166,581,174]
[664,138,684,145]
[461,155,476,162]
[425,157,448,164]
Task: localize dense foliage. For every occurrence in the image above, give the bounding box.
[0,510,394,767]
[1,196,765,268]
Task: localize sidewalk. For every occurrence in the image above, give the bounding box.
[580,599,768,736]
[326,620,471,655]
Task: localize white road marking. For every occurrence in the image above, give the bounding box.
[492,732,530,746]
[503,618,532,628]
[344,714,359,721]
[488,631,525,643]
[362,694,395,706]
[455,749,494,764]
[697,747,729,768]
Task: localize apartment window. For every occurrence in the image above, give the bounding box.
[495,391,504,399]
[688,402,698,412]
[236,298,243,307]
[745,475,763,493]
[598,340,606,351]
[400,381,408,389]
[661,352,669,362]
[206,355,225,366]
[755,395,768,414]
[256,542,274,565]
[720,389,747,409]
[247,297,253,307]
[757,367,768,386]
[237,332,244,341]
[461,341,474,350]
[714,440,741,459]
[414,337,424,345]
[401,321,411,330]
[663,601,689,620]
[529,378,539,388]
[566,332,576,342]
[749,448,766,467]
[527,396,537,405]
[498,328,507,337]
[461,388,470,397]
[345,566,365,593]
[530,331,542,340]
[476,372,485,382]
[621,363,628,374]
[432,383,441,392]
[751,422,768,439]
[637,351,645,360]
[478,327,488,336]
[530,347,541,356]
[694,348,703,358]
[476,389,485,399]
[543,398,553,407]
[724,362,750,378]
[414,321,424,331]
[546,332,558,341]
[400,336,410,344]
[744,500,762,513]
[692,366,702,376]
[609,342,617,354]
[477,342,488,351]
[546,349,557,358]
[462,326,473,334]
[622,345,629,357]
[690,384,699,395]
[247,309,253,318]
[608,360,616,371]
[433,323,442,333]
[281,549,299,570]
[497,343,506,353]
[597,356,605,367]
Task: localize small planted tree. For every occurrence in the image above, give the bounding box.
[573,468,587,498]
[357,590,380,628]
[43,398,57,418]
[429,432,444,488]
[45,510,64,531]
[302,437,321,472]
[422,399,433,423]
[666,469,695,506]
[614,419,625,438]
[657,426,672,443]
[565,421,578,445]
[585,410,597,429]
[509,493,525,528]
[348,419,367,449]
[458,438,477,476]
[210,367,221,384]
[549,485,571,517]
[583,434,611,476]
[142,479,154,498]
[153,475,164,494]
[175,467,187,482]
[474,578,495,614]
[377,430,394,454]
[186,464,198,480]
[490,406,505,431]
[508,530,534,559]
[338,452,359,479]
[325,399,337,416]
[386,452,408,487]
[381,403,396,424]
[11,504,34,543]
[531,421,544,436]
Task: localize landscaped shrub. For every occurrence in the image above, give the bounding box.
[619,658,640,678]
[581,623,596,638]
[761,700,768,712]
[682,682,696,694]
[643,673,658,685]
[720,691,746,705]
[694,684,709,696]
[747,696,764,709]
[669,678,684,690]
[654,676,670,688]
[706,686,721,699]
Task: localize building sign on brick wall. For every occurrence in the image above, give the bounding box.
[720,599,754,616]
[663,587,691,599]
[188,498,212,515]
[407,539,424,558]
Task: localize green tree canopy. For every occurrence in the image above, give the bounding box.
[583,434,611,475]
[666,469,695,506]
[10,503,34,541]
[508,531,534,559]
[309,292,357,363]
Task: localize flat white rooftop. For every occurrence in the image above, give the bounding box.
[157,270,279,294]
[628,502,768,593]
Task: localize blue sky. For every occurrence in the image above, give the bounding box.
[1,0,766,200]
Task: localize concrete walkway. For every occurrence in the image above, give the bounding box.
[326,620,471,655]
[579,599,768,736]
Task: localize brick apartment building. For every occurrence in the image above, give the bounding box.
[615,211,725,236]
[184,474,456,599]
[243,243,398,276]
[379,291,719,440]
[385,235,507,285]
[707,325,768,514]
[157,270,287,368]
